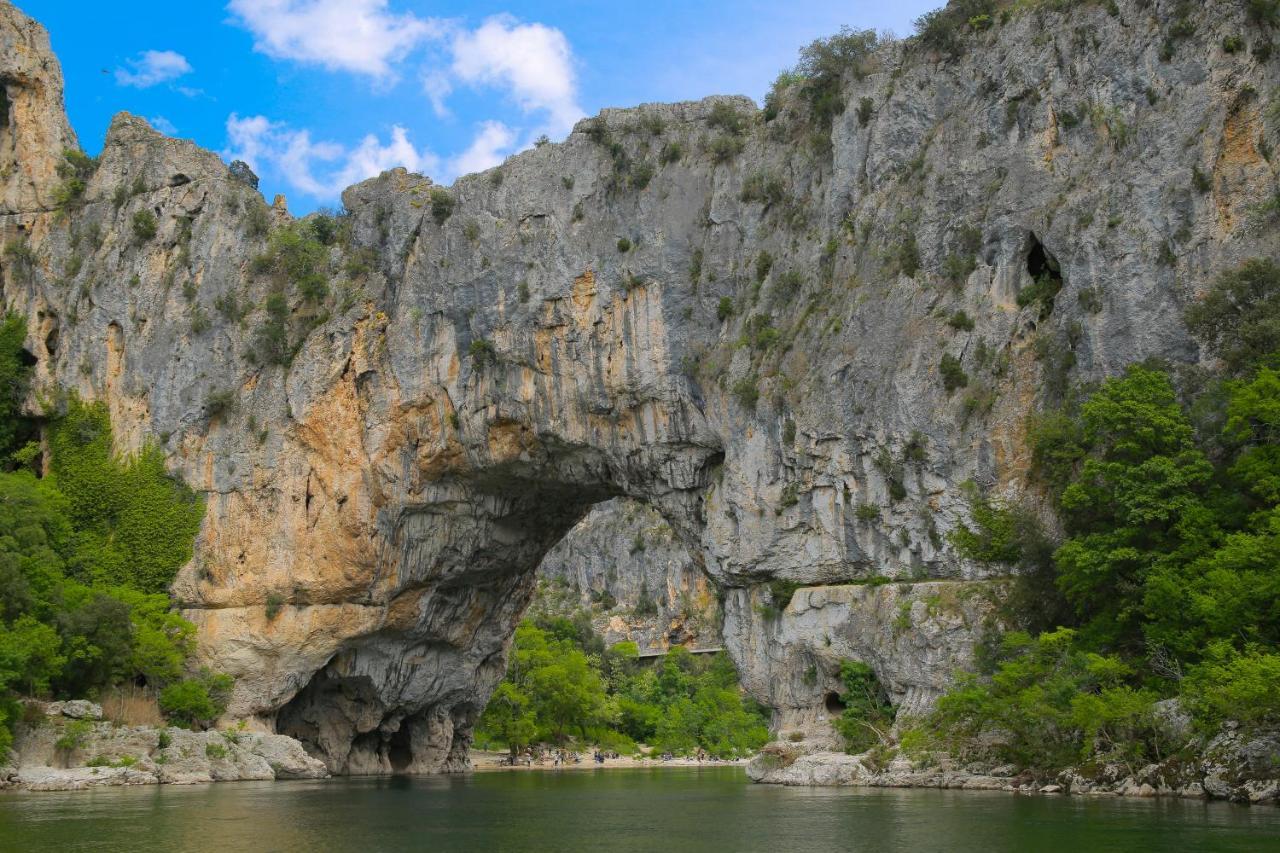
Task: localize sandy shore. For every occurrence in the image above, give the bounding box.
[468,750,748,772]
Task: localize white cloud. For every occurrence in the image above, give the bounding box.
[226,0,441,79]
[450,15,583,136]
[421,71,453,118]
[148,116,179,135]
[115,50,193,88]
[448,121,516,177]
[224,113,441,200]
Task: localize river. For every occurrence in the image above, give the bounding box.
[2,767,1278,852]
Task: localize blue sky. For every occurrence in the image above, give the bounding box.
[21,0,940,213]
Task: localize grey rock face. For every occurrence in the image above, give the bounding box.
[3,1,1277,774]
[534,498,721,651]
[5,715,328,791]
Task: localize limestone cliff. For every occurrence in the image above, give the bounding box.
[533,498,721,653]
[2,0,1276,774]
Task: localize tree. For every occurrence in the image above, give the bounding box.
[1185,258,1280,377]
[0,314,34,460]
[0,615,65,696]
[1052,366,1218,648]
[481,681,537,757]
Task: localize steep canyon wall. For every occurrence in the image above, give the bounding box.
[2,0,1276,772]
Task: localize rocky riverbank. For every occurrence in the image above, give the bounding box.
[0,702,328,792]
[746,726,1280,806]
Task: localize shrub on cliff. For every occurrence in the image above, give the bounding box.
[52,149,97,212]
[159,670,234,730]
[833,660,895,754]
[131,210,158,242]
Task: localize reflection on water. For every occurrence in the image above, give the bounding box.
[1,767,1278,852]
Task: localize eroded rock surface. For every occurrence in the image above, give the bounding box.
[3,0,1277,773]
[534,498,721,652]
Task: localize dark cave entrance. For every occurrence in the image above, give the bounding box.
[1026,233,1061,282]
[824,692,847,715]
[388,723,413,773]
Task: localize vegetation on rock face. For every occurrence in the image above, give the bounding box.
[52,149,97,212]
[0,319,224,755]
[913,258,1280,773]
[833,661,896,754]
[476,616,768,759]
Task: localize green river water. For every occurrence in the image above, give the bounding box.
[1,767,1278,852]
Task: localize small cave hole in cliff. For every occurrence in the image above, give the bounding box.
[1026,233,1062,285]
[824,692,847,715]
[0,80,10,133]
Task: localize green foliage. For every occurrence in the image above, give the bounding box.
[1183,643,1280,727]
[940,354,968,394]
[1017,271,1063,316]
[1078,287,1103,314]
[47,399,204,593]
[717,297,734,322]
[1248,0,1280,27]
[740,171,785,206]
[160,670,234,730]
[889,234,921,278]
[731,376,759,409]
[55,719,93,752]
[856,97,874,127]
[773,270,803,303]
[855,503,880,522]
[430,188,455,224]
[1048,366,1218,650]
[205,741,228,759]
[255,291,292,366]
[255,222,330,304]
[53,149,97,212]
[204,389,236,420]
[755,250,774,283]
[946,310,975,332]
[0,314,35,461]
[929,266,1280,772]
[0,383,214,750]
[767,579,802,612]
[929,629,1164,771]
[1184,258,1280,377]
[943,254,977,286]
[706,103,748,136]
[786,28,881,130]
[616,237,631,253]
[469,338,496,366]
[131,210,158,243]
[2,240,35,285]
[833,660,895,754]
[915,0,997,57]
[706,135,744,165]
[949,484,1027,564]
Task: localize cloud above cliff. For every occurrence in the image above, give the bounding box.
[225,113,442,199]
[114,50,193,89]
[218,1,581,199]
[226,0,441,79]
[450,16,582,137]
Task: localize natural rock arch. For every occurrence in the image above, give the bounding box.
[3,0,1264,775]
